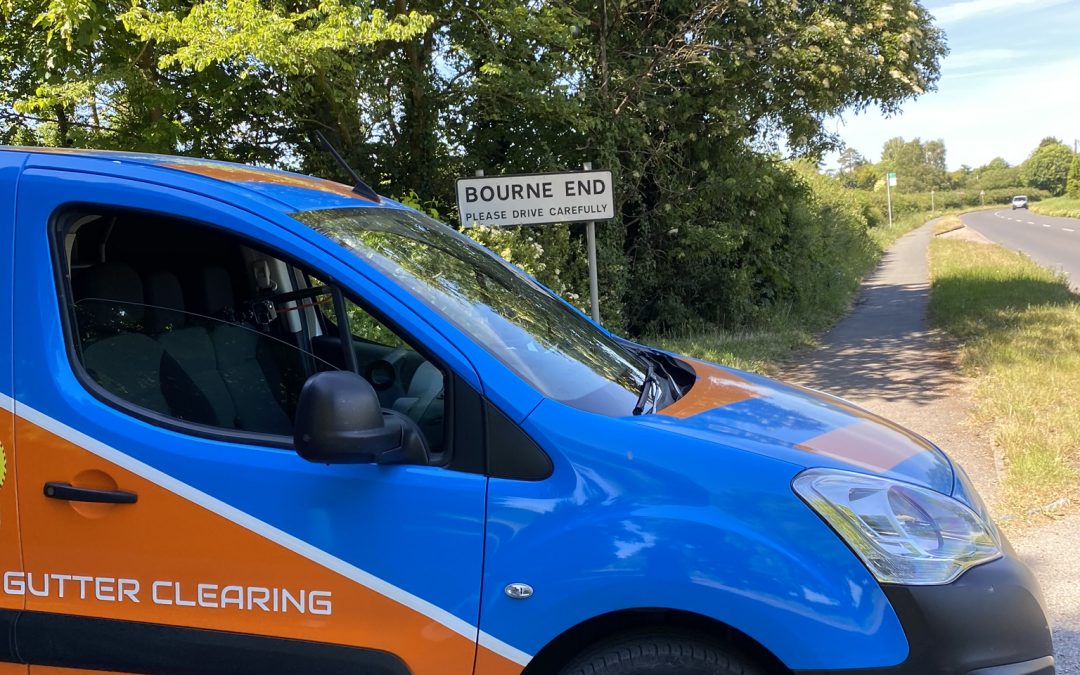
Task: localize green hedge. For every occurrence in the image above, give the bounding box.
[876,187,1049,216]
[463,158,883,338]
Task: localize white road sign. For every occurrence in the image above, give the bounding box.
[456,170,614,228]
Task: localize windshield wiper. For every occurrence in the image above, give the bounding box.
[633,362,661,416]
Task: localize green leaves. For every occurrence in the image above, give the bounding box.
[33,0,97,50]
[1,0,949,335]
[878,136,948,192]
[1021,140,1075,197]
[122,2,432,75]
[1066,154,1080,200]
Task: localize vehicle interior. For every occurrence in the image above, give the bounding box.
[56,207,446,456]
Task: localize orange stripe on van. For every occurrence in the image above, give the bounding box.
[658,360,758,419]
[475,648,526,675]
[795,420,929,473]
[162,163,376,202]
[0,405,23,613]
[14,418,521,675]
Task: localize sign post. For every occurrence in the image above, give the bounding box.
[886,172,897,228]
[931,188,935,213]
[582,162,600,323]
[456,167,615,324]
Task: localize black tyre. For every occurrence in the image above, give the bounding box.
[558,632,764,675]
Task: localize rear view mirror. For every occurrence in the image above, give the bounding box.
[293,371,429,465]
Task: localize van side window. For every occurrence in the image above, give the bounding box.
[312,277,406,349]
[55,209,445,454]
[308,277,445,454]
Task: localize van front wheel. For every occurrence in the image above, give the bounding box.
[558,632,762,675]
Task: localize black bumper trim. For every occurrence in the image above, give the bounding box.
[796,550,1054,674]
[970,655,1056,674]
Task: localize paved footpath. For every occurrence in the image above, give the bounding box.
[782,220,1079,672]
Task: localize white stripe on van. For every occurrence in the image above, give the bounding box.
[480,631,535,667]
[0,393,12,413]
[15,401,532,667]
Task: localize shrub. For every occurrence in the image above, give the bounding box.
[434,160,892,339]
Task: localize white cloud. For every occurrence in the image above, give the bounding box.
[932,0,1071,24]
[943,48,1018,71]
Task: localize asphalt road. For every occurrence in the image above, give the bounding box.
[961,208,1080,289]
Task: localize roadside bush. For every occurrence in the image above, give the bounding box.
[1067,155,1080,199]
[868,187,1046,217]
[445,155,881,340]
[783,162,878,324]
[463,223,587,303]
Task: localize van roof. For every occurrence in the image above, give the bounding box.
[0,145,385,212]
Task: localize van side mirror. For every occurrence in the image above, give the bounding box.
[293,371,430,465]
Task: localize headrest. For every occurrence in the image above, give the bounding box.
[200,267,235,319]
[77,263,145,332]
[144,272,186,333]
[409,362,443,396]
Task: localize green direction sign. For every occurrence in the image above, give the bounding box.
[887,172,897,187]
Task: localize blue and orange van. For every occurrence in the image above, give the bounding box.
[0,146,1054,674]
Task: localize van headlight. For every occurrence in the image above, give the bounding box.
[793,468,1000,585]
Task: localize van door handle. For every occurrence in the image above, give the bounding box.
[43,482,137,504]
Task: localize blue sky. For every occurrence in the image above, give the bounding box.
[826,0,1080,170]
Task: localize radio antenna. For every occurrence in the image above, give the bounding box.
[312,130,382,203]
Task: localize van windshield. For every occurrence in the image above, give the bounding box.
[293,207,648,416]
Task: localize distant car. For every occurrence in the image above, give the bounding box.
[1012,195,1029,210]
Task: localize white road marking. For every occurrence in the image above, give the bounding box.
[1065,228,1075,233]
[1043,224,1052,228]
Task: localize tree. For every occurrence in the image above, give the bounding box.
[879,137,947,192]
[837,148,868,173]
[1067,153,1080,199]
[947,165,971,189]
[972,157,1021,190]
[848,163,882,190]
[1,0,432,162]
[1,0,948,334]
[1021,140,1074,196]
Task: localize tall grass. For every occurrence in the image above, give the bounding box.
[1030,196,1080,219]
[651,322,815,375]
[868,210,944,250]
[929,239,1080,513]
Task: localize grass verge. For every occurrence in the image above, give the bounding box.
[650,321,815,375]
[932,215,965,236]
[652,210,947,373]
[868,210,941,250]
[929,238,1080,513]
[1030,196,1080,219]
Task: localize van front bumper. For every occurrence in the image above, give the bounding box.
[795,546,1055,674]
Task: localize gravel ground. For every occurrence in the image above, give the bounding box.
[782,221,1079,672]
